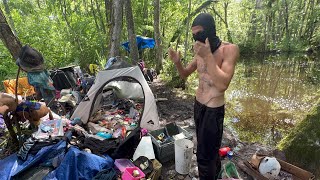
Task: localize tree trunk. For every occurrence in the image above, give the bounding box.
[264,0,274,51]
[304,0,316,42]
[211,6,232,42]
[276,6,283,42]
[3,0,17,36]
[109,0,123,58]
[246,0,262,42]
[0,8,22,60]
[105,0,113,52]
[95,0,107,34]
[90,0,106,54]
[90,0,101,34]
[298,0,309,38]
[267,1,273,49]
[271,9,276,41]
[183,0,192,60]
[223,2,232,43]
[37,0,41,9]
[124,0,139,64]
[60,0,83,52]
[263,16,268,52]
[142,0,149,36]
[284,0,290,50]
[95,0,107,54]
[0,8,22,146]
[105,0,112,25]
[154,0,163,74]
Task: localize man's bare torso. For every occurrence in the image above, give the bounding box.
[195,43,229,107]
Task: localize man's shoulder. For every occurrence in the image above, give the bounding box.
[221,42,239,55]
[220,42,239,61]
[221,42,238,50]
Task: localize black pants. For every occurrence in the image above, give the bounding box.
[194,99,224,180]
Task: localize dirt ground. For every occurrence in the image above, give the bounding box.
[150,79,287,180]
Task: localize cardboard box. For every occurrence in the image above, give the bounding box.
[240,154,315,180]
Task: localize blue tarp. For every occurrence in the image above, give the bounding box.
[0,141,67,180]
[0,141,114,180]
[45,147,114,180]
[122,36,155,52]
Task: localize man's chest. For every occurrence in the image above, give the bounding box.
[195,54,223,73]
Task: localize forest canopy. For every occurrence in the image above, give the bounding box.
[0,0,319,82]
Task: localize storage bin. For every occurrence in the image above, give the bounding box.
[148,126,193,163]
[149,159,162,180]
[122,167,145,180]
[114,159,135,173]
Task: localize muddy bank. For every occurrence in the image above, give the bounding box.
[278,101,320,177]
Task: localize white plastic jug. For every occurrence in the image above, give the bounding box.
[175,139,194,174]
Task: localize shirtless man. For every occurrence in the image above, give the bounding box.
[169,13,239,179]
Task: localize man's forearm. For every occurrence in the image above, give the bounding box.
[174,61,187,79]
[204,54,231,91]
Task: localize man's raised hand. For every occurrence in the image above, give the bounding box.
[194,38,212,58]
[168,48,181,64]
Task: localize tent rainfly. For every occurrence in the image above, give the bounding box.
[71,66,160,131]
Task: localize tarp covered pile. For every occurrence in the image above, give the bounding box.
[0,140,114,180]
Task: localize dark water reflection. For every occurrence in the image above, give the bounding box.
[226,53,320,146]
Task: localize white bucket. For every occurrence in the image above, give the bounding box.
[175,139,194,174]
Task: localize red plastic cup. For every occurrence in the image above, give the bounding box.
[219,147,231,157]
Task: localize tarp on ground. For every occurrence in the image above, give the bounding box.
[3,77,36,97]
[0,141,114,180]
[44,147,114,180]
[0,141,67,180]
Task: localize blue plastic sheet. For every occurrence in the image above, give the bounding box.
[0,141,114,180]
[45,147,114,180]
[0,140,67,180]
[122,36,155,52]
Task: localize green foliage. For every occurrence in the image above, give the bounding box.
[311,26,320,46]
[0,0,319,87]
[0,46,19,89]
[1,0,108,70]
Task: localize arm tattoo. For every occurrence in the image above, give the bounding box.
[199,64,207,73]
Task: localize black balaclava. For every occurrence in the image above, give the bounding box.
[192,13,221,53]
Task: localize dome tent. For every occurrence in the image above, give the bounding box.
[71,61,160,131]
